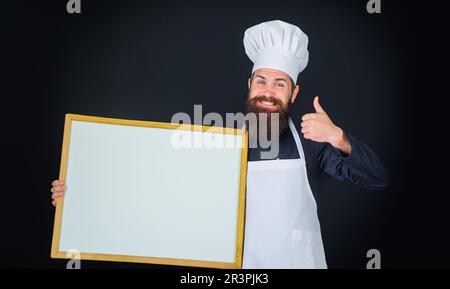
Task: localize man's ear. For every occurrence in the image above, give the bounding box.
[248,78,251,90]
[290,84,300,103]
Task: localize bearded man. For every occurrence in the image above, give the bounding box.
[50,20,388,269]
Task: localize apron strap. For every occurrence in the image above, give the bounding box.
[288,118,306,160]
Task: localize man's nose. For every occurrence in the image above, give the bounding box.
[262,87,275,97]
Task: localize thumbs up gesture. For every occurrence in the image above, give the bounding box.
[301,96,346,149]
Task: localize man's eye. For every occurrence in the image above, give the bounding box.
[257,81,265,85]
[276,83,285,87]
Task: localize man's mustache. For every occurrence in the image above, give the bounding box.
[247,95,283,110]
[244,92,291,139]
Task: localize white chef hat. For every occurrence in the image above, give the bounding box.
[243,20,309,83]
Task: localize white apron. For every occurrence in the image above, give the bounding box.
[242,118,327,269]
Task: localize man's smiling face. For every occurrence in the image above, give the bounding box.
[246,68,300,135]
[247,68,298,111]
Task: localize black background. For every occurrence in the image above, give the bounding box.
[3,0,448,269]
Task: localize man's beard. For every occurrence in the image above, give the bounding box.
[245,93,291,143]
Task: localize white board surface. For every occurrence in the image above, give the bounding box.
[53,116,247,267]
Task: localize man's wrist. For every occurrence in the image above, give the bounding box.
[329,127,352,155]
[329,126,343,147]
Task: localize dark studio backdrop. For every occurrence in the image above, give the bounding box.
[3,0,449,269]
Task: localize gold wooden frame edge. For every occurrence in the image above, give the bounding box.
[50,113,248,269]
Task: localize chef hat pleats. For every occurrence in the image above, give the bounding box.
[243,20,309,83]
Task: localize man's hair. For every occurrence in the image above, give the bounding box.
[249,72,296,94]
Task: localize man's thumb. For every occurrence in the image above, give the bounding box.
[313,96,325,113]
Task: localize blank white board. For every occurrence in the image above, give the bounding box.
[51,114,248,268]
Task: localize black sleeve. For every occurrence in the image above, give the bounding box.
[316,131,389,190]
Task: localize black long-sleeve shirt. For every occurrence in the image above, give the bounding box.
[248,125,389,192]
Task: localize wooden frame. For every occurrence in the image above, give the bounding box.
[51,113,248,268]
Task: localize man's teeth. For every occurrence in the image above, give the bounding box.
[260,101,274,106]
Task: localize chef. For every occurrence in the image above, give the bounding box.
[50,20,388,269]
[241,20,388,269]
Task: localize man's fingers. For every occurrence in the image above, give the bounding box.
[54,185,65,192]
[301,113,317,121]
[313,96,325,113]
[51,186,65,193]
[301,128,311,134]
[51,180,65,207]
[301,119,316,127]
[51,192,63,200]
[52,180,64,186]
[302,96,327,121]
